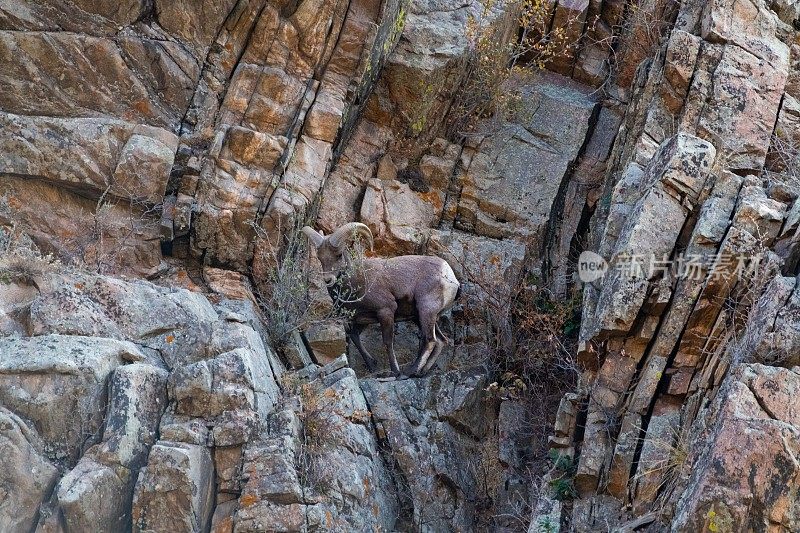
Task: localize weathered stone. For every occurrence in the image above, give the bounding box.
[0,334,135,464]
[158,414,210,446]
[376,153,398,181]
[0,113,177,204]
[418,140,460,190]
[236,367,398,532]
[57,458,129,533]
[0,407,59,533]
[361,177,440,253]
[47,363,169,532]
[0,176,164,277]
[304,86,345,143]
[384,0,501,132]
[700,0,788,65]
[158,0,239,59]
[0,32,195,130]
[316,120,395,232]
[361,369,495,531]
[735,276,800,366]
[172,354,242,415]
[0,279,38,336]
[592,134,715,335]
[456,75,597,244]
[131,442,215,533]
[209,312,285,393]
[696,41,788,170]
[94,364,169,469]
[280,330,315,370]
[1,0,799,530]
[672,364,800,531]
[211,499,238,533]
[215,445,244,494]
[31,273,218,368]
[304,323,347,364]
[203,268,258,304]
[549,0,591,77]
[632,402,681,510]
[607,412,644,498]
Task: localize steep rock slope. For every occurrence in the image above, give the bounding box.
[0,0,799,532]
[534,0,800,530]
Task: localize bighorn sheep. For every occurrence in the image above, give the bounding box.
[302,222,460,377]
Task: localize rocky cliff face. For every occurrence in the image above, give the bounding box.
[1,0,799,531]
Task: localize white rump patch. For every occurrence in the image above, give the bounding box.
[439,261,460,309]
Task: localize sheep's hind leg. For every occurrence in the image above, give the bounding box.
[348,325,377,373]
[419,337,445,376]
[418,318,452,375]
[410,314,438,376]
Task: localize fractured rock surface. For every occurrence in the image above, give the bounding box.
[0,0,799,531]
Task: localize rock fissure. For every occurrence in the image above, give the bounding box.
[2,0,800,530]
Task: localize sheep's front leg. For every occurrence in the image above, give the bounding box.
[347,324,378,372]
[377,308,400,375]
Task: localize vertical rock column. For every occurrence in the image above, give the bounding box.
[544,0,798,528]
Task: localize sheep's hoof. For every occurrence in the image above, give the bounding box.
[410,368,431,378]
[374,371,409,382]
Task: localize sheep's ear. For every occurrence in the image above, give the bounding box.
[301,226,324,248]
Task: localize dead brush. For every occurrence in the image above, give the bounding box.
[0,195,60,290]
[446,0,586,140]
[403,0,587,143]
[630,419,690,510]
[251,216,355,352]
[294,381,349,496]
[766,129,800,191]
[447,239,583,525]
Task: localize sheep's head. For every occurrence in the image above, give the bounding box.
[302,222,373,286]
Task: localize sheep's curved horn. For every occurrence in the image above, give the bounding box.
[328,222,373,251]
[301,226,325,248]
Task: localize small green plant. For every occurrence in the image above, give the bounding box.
[549,477,577,502]
[548,449,577,501]
[537,516,558,533]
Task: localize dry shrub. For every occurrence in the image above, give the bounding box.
[252,220,321,348]
[0,195,60,289]
[447,240,582,523]
[404,0,585,143]
[296,383,348,494]
[631,420,689,510]
[251,217,360,350]
[0,184,162,275]
[617,0,680,62]
[471,434,505,510]
[277,375,351,496]
[766,129,800,191]
[461,259,580,383]
[446,0,578,139]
